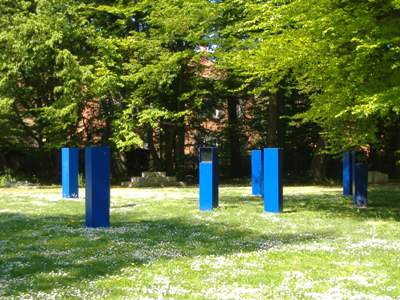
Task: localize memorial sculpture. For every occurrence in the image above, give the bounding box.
[61,147,79,199]
[199,147,219,211]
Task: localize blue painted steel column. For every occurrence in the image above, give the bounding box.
[85,147,110,228]
[263,148,283,213]
[343,151,353,196]
[353,163,368,207]
[61,147,79,198]
[251,150,264,196]
[199,147,218,211]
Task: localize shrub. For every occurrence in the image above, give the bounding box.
[0,170,17,187]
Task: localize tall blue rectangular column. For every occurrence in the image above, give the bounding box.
[343,151,353,196]
[353,163,368,207]
[199,147,218,211]
[85,147,110,228]
[263,148,283,213]
[61,147,79,198]
[251,150,264,196]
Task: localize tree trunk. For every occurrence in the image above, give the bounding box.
[147,127,162,171]
[173,70,186,179]
[101,98,113,145]
[174,123,186,180]
[395,128,400,178]
[310,137,327,182]
[277,91,286,148]
[227,95,242,178]
[267,93,279,147]
[112,152,128,178]
[164,125,175,176]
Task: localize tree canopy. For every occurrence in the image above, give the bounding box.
[1,0,399,179]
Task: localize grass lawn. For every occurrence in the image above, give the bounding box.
[0,185,399,299]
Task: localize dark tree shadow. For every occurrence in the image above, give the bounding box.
[3,185,398,296]
[0,212,333,297]
[283,186,400,221]
[217,186,400,221]
[111,203,137,209]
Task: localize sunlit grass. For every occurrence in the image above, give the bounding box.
[0,185,399,299]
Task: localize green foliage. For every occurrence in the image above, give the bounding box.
[215,0,400,153]
[0,0,98,148]
[104,0,219,151]
[0,0,399,163]
[78,173,85,188]
[0,169,16,187]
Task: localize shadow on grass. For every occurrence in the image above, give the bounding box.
[2,185,398,296]
[219,186,400,221]
[0,212,333,297]
[287,187,400,221]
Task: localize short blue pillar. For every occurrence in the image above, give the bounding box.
[263,148,283,213]
[85,147,110,228]
[352,152,357,196]
[353,163,368,207]
[251,150,264,196]
[199,147,218,211]
[61,147,79,198]
[343,151,353,196]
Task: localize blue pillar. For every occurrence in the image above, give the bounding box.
[263,148,283,213]
[85,147,110,228]
[199,147,218,211]
[343,151,353,196]
[61,147,79,199]
[251,150,264,196]
[352,152,357,197]
[353,163,368,207]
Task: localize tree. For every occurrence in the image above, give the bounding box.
[106,0,218,176]
[216,0,400,154]
[0,0,122,149]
